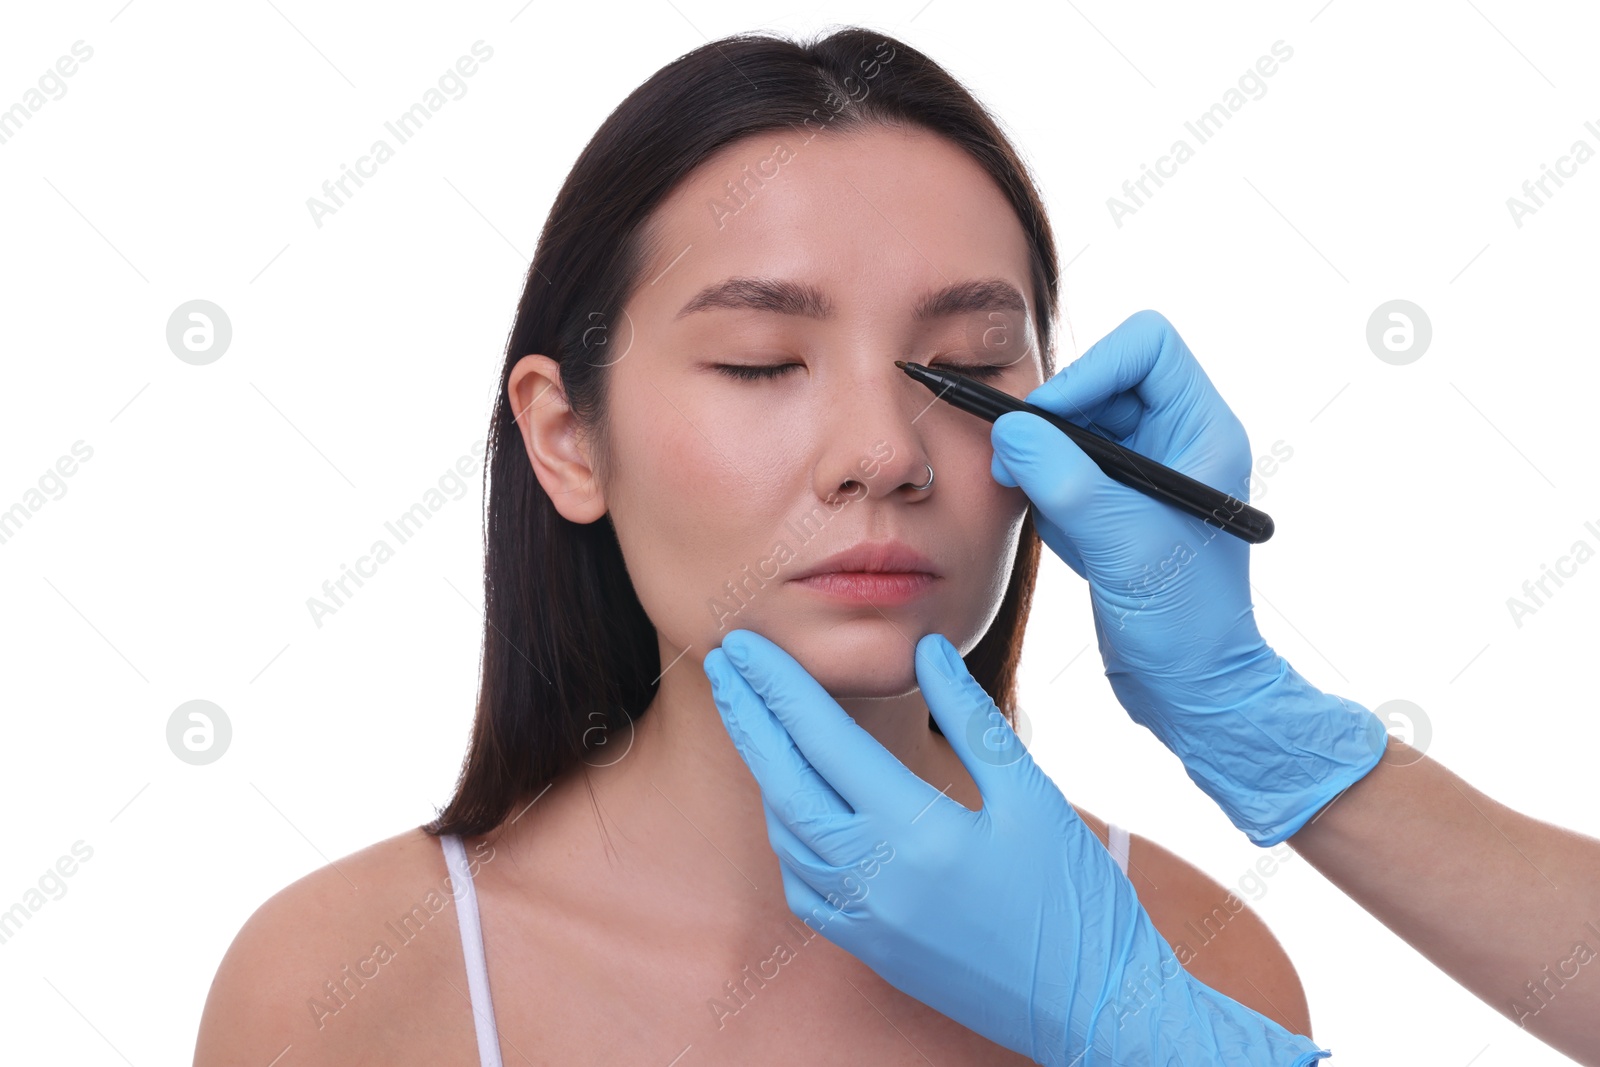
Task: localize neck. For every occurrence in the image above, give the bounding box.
[538,631,961,926]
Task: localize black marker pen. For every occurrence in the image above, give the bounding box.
[895,360,1274,544]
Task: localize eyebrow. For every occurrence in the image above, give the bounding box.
[674,276,1027,322]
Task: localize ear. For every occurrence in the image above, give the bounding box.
[507,354,608,524]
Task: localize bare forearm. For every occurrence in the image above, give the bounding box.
[1288,737,1600,1062]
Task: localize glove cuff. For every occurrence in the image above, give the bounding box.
[1065,941,1332,1065]
[1196,654,1391,846]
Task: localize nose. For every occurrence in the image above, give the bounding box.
[812,363,935,502]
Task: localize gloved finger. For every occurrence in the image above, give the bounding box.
[991,448,1019,488]
[1023,309,1193,427]
[1075,388,1147,442]
[708,646,907,871]
[756,759,879,872]
[992,410,1146,527]
[704,649,852,831]
[991,430,1087,574]
[720,629,933,820]
[772,850,858,948]
[989,393,1142,488]
[914,632,1043,810]
[758,795,874,901]
[1028,503,1084,577]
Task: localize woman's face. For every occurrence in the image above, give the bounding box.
[531,123,1045,698]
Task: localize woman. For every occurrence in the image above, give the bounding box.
[194,28,1314,1064]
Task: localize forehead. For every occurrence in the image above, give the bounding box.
[632,123,1034,324]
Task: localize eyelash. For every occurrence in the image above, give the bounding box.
[714,362,795,381]
[712,360,1008,382]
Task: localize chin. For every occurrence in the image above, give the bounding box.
[821,670,923,702]
[762,624,927,700]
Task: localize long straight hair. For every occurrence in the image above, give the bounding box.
[424,27,1062,839]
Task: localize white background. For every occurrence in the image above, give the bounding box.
[2,1,1596,1063]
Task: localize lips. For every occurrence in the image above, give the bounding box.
[786,539,939,582]
[790,572,937,606]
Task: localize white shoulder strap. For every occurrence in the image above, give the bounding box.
[441,834,504,1067]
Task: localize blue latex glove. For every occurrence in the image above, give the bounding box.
[703,627,1331,1066]
[989,309,1389,846]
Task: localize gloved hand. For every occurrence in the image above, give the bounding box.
[989,309,1389,845]
[703,627,1331,1066]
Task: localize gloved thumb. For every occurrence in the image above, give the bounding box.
[914,632,1053,810]
[990,409,1103,513]
[993,409,1144,578]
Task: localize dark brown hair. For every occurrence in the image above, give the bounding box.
[423,26,1061,839]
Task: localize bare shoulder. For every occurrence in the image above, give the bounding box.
[1125,829,1313,1039]
[192,826,488,1066]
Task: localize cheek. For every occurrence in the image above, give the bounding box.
[944,464,1029,644]
[947,421,1029,542]
[603,375,798,648]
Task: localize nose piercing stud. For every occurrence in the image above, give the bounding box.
[910,463,934,491]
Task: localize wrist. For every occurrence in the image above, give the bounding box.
[1118,649,1389,845]
[1072,944,1331,1065]
[1223,657,1390,845]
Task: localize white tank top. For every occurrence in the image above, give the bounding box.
[441,823,1134,1065]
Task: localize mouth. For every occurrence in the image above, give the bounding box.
[790,571,938,605]
[787,539,940,606]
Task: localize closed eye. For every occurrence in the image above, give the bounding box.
[712,361,801,381]
[711,360,1009,382]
